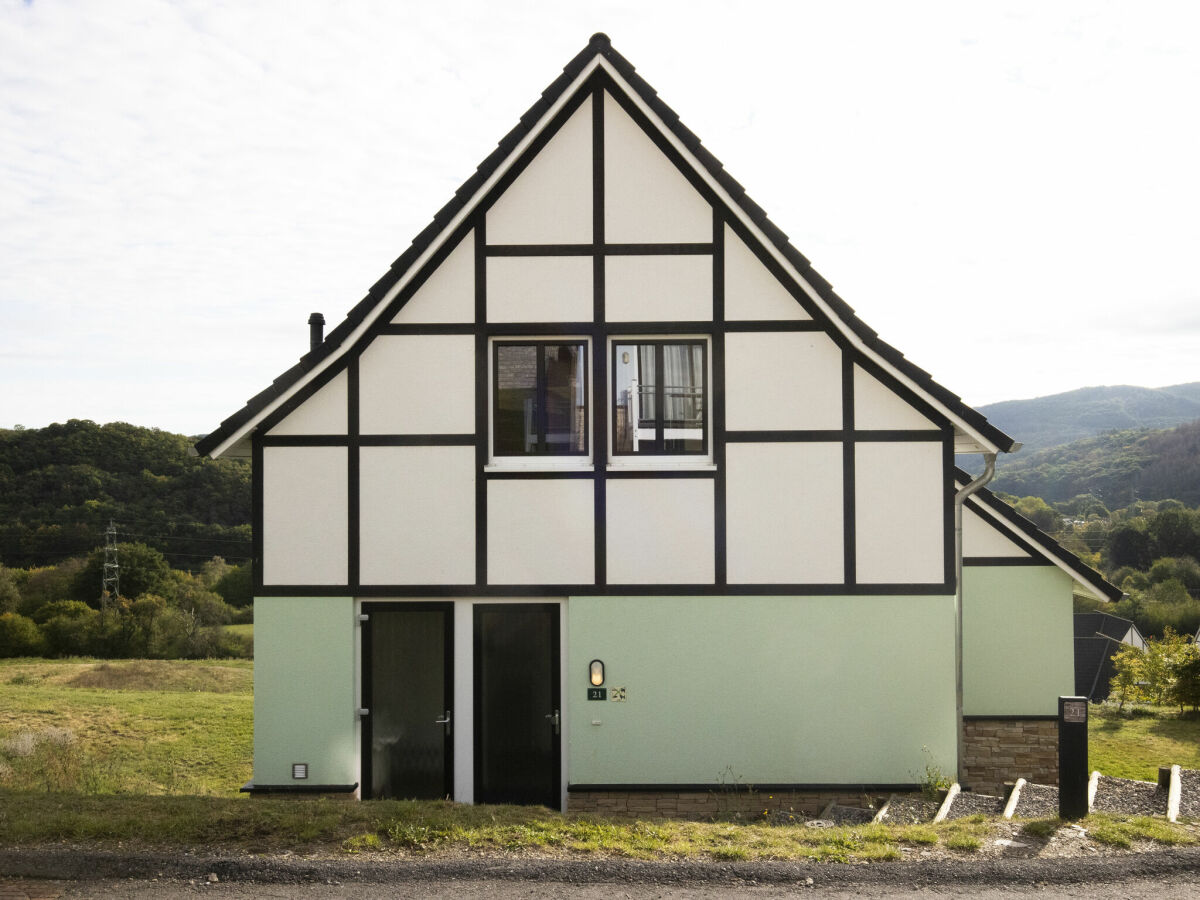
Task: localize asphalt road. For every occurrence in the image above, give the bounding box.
[1,872,1198,898]
[4,848,1200,899]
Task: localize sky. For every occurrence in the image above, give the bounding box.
[2,0,1198,437]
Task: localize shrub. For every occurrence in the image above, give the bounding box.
[0,612,44,657]
[40,603,99,656]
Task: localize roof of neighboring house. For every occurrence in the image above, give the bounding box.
[196,33,1017,460]
[1074,611,1140,641]
[957,467,1124,602]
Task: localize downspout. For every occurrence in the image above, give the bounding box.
[954,451,996,787]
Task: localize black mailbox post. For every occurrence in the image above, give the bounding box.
[1058,696,1089,819]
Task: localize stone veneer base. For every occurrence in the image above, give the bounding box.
[963,717,1058,795]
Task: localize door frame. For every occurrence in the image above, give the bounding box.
[360,600,454,800]
[472,602,562,806]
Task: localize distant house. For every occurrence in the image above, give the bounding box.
[1074,612,1145,701]
[196,34,1120,810]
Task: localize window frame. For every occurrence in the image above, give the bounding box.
[488,337,592,470]
[609,337,711,466]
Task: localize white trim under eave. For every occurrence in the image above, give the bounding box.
[206,56,607,460]
[963,491,1111,602]
[594,58,1004,456]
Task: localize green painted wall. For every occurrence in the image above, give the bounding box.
[962,566,1075,716]
[567,595,956,786]
[254,596,358,786]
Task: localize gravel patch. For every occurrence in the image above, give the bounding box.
[882,797,940,824]
[1014,782,1059,818]
[827,804,876,825]
[1179,768,1200,818]
[945,791,1004,820]
[1092,776,1165,816]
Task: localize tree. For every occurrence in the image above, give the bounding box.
[71,542,173,607]
[1170,653,1200,712]
[1014,496,1059,532]
[0,565,20,614]
[0,612,44,657]
[1108,524,1153,569]
[213,564,252,608]
[1149,508,1200,559]
[1110,643,1145,710]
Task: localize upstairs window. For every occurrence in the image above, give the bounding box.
[493,341,588,456]
[612,340,707,455]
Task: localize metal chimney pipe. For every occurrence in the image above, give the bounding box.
[307,312,325,352]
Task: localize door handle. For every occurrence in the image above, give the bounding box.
[434,709,452,735]
[545,709,560,735]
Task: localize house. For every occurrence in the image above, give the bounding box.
[196,34,1120,812]
[1074,612,1144,701]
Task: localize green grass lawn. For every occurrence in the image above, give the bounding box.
[1089,704,1200,781]
[0,657,252,796]
[224,623,253,639]
[0,658,1196,860]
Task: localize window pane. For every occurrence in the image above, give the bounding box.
[613,343,655,453]
[662,343,704,452]
[494,342,587,457]
[495,344,537,455]
[543,344,586,453]
[613,341,705,455]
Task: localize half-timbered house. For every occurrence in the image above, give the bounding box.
[196,35,1118,811]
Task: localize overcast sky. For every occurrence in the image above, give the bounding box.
[2,1,1198,437]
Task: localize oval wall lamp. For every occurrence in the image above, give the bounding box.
[589,659,605,686]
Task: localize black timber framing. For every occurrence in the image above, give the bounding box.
[248,61,971,599]
[195,35,1015,461]
[592,84,607,587]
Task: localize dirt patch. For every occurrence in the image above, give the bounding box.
[65,661,249,693]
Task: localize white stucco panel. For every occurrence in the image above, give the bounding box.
[487,479,594,584]
[267,368,348,436]
[855,442,945,584]
[723,225,809,321]
[358,334,475,435]
[262,446,347,585]
[603,92,711,243]
[486,256,593,322]
[725,331,843,431]
[726,442,844,583]
[605,255,712,322]
[853,365,936,430]
[358,446,474,584]
[486,96,593,245]
[606,479,714,584]
[391,230,475,324]
[963,505,1033,558]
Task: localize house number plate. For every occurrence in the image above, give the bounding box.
[1062,700,1087,723]
[587,688,606,701]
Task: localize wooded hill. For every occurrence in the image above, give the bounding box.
[978,382,1200,453]
[0,420,250,570]
[988,419,1200,506]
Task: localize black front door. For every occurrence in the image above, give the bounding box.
[362,603,453,799]
[474,603,560,807]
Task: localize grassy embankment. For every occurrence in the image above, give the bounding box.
[0,658,1195,859]
[1088,704,1200,781]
